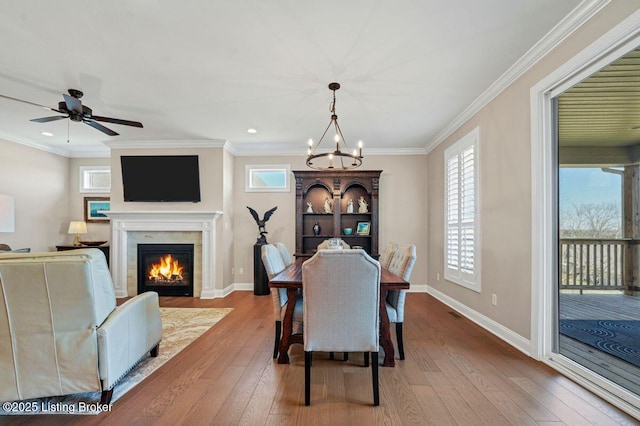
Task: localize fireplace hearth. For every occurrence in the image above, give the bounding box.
[138,243,194,296]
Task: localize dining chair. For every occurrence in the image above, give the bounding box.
[274,242,293,266]
[385,244,416,360]
[379,242,398,269]
[302,249,381,406]
[261,243,303,359]
[317,238,351,249]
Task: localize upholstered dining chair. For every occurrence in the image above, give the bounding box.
[274,242,293,266]
[379,242,398,270]
[385,244,416,360]
[316,238,351,249]
[261,243,303,359]
[302,249,381,406]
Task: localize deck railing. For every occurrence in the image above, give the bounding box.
[560,238,628,292]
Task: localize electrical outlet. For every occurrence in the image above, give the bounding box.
[239,267,244,275]
[436,272,440,281]
[492,294,497,306]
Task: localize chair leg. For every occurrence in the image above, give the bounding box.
[100,388,113,404]
[343,352,349,361]
[273,321,282,359]
[371,352,379,406]
[305,351,312,406]
[396,322,405,360]
[364,352,369,367]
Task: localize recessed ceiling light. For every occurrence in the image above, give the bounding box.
[41,131,53,137]
[247,128,257,134]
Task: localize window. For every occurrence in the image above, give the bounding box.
[79,166,111,193]
[444,127,480,291]
[245,164,291,192]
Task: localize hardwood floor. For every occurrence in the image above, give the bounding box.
[2,292,638,425]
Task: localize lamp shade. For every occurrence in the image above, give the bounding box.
[68,221,88,234]
[0,194,15,233]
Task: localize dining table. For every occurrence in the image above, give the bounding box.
[268,256,410,367]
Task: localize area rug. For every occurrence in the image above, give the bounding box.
[0,307,232,415]
[559,319,640,368]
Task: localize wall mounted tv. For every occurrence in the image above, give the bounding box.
[121,155,201,202]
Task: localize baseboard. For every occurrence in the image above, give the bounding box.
[408,284,427,293]
[200,282,253,299]
[427,285,532,356]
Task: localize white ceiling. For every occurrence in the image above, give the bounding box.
[0,0,584,158]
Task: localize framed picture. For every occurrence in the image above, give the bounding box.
[84,197,110,223]
[356,221,371,236]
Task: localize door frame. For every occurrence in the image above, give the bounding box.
[531,9,640,416]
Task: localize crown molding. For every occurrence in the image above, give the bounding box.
[0,130,73,158]
[103,139,227,150]
[227,143,426,157]
[424,0,611,154]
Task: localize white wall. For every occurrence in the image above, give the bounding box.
[0,138,70,251]
[68,157,111,244]
[232,154,428,287]
[426,1,640,339]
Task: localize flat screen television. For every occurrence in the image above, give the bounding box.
[121,155,201,202]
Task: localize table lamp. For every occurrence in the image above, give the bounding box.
[68,221,88,246]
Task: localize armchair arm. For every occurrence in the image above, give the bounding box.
[97,291,162,390]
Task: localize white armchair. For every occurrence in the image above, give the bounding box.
[385,244,416,360]
[379,242,398,270]
[274,242,293,266]
[302,249,381,406]
[261,243,302,359]
[0,249,162,404]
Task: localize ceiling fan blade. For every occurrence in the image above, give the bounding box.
[91,115,143,128]
[30,116,68,123]
[63,93,83,114]
[83,119,119,136]
[0,93,64,113]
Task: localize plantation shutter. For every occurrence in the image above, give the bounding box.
[445,128,479,290]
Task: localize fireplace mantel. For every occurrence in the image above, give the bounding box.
[104,210,223,298]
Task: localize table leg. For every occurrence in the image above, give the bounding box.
[277,288,298,364]
[379,290,395,367]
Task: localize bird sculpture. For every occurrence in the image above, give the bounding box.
[247,206,277,243]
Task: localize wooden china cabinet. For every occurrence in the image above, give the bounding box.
[293,170,382,258]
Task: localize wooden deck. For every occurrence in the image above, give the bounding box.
[559,292,640,395]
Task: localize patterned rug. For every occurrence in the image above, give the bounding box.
[0,307,232,415]
[559,319,640,368]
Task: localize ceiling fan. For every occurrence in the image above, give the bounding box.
[0,89,143,136]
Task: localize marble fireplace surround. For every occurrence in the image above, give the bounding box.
[105,211,222,299]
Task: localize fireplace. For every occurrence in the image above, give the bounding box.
[138,243,194,297]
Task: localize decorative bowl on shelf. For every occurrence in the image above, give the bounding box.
[79,241,107,247]
[343,228,353,235]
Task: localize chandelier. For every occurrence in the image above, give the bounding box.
[306,82,363,170]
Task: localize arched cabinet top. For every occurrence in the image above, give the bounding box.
[294,170,382,196]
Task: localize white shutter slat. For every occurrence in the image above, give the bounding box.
[444,129,478,289]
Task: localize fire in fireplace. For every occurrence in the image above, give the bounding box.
[138,243,194,296]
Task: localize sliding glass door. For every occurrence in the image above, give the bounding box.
[555,49,640,394]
